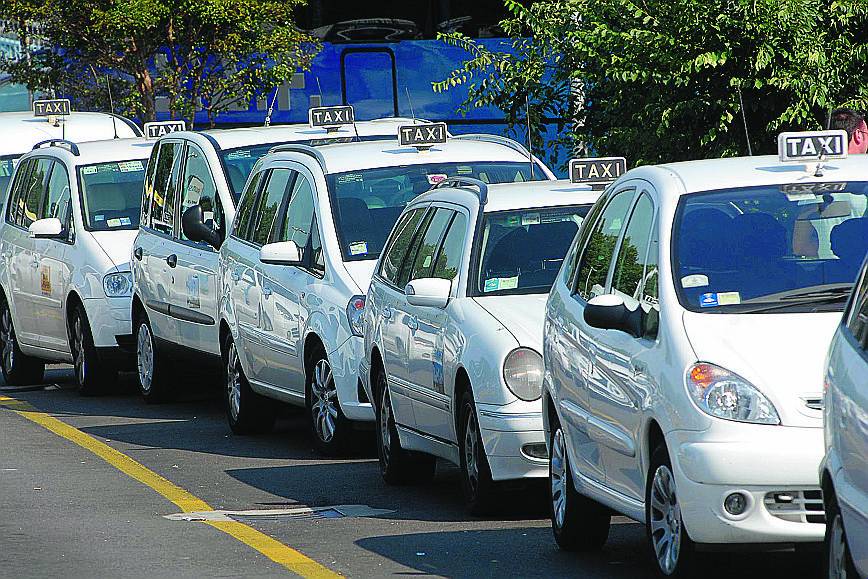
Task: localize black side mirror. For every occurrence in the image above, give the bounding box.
[182,204,221,249]
[583,294,643,338]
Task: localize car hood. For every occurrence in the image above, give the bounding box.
[90,230,138,270]
[471,294,548,352]
[682,311,841,427]
[343,260,377,294]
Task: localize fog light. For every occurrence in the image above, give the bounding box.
[724,492,748,516]
[521,443,548,460]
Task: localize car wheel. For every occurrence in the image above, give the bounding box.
[306,346,351,456]
[375,366,435,485]
[135,312,169,403]
[646,442,695,577]
[549,412,610,551]
[71,305,115,396]
[223,334,274,434]
[825,493,859,579]
[459,391,499,515]
[0,298,44,386]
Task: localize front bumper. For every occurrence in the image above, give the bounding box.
[477,401,547,481]
[329,336,374,422]
[82,296,132,349]
[669,425,825,544]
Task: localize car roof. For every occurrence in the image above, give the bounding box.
[410,179,602,213]
[21,138,154,166]
[0,112,142,157]
[627,154,868,195]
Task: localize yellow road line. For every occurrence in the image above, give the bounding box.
[0,395,341,579]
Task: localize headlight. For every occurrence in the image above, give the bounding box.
[686,363,780,425]
[346,295,366,337]
[503,348,544,401]
[103,272,132,297]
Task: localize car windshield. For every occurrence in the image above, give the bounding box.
[78,159,147,231]
[474,205,591,295]
[327,161,544,261]
[673,182,868,313]
[0,155,20,200]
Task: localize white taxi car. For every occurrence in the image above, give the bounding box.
[821,254,868,579]
[131,110,435,402]
[542,131,868,575]
[361,165,612,513]
[0,106,142,197]
[0,137,154,393]
[218,125,554,454]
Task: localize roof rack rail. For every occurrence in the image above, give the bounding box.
[267,143,327,172]
[369,116,432,124]
[32,139,80,156]
[452,133,531,159]
[432,176,488,205]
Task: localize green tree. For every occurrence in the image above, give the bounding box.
[435,0,868,167]
[0,0,319,126]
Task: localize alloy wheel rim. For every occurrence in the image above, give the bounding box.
[311,359,338,443]
[226,344,241,421]
[379,377,392,466]
[136,324,153,393]
[73,316,86,386]
[464,408,480,495]
[649,465,681,575]
[550,428,568,529]
[0,308,14,372]
[829,513,849,579]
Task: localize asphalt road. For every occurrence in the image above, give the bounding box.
[0,368,824,578]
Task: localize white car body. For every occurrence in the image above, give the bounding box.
[0,138,153,374]
[218,137,555,450]
[821,255,868,578]
[361,180,600,484]
[543,153,868,554]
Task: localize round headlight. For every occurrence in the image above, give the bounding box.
[103,272,132,297]
[503,348,543,401]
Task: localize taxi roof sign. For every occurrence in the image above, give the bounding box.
[569,157,627,186]
[33,99,71,117]
[144,120,186,139]
[398,122,448,149]
[778,130,848,163]
[308,105,354,130]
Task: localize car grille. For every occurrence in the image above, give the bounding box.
[763,490,825,524]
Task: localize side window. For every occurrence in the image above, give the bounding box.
[141,145,160,226]
[574,189,635,300]
[564,198,605,286]
[277,172,315,255]
[845,262,868,349]
[232,170,264,241]
[432,212,467,281]
[150,141,183,235]
[44,162,72,237]
[20,158,52,229]
[611,193,658,338]
[179,144,220,243]
[408,208,453,282]
[250,169,292,246]
[6,159,32,225]
[397,208,436,288]
[309,215,325,273]
[380,208,425,285]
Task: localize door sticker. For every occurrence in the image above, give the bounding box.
[432,348,444,394]
[41,266,51,295]
[186,275,200,308]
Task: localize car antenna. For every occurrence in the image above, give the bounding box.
[525,93,536,179]
[106,75,119,139]
[405,86,417,124]
[825,107,832,130]
[264,87,278,127]
[737,86,753,156]
[316,76,325,105]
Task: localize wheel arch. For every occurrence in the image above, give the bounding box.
[453,365,471,438]
[65,290,85,339]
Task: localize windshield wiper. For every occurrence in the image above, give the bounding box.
[777,284,853,301]
[736,284,853,313]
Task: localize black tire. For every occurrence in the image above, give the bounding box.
[646,442,696,577]
[0,298,44,386]
[374,365,435,485]
[305,344,353,456]
[825,491,859,579]
[459,391,499,515]
[134,311,170,403]
[71,305,115,396]
[549,411,610,551]
[223,333,275,434]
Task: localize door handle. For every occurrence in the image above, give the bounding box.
[631,361,647,376]
[166,254,177,268]
[230,270,241,283]
[406,316,418,331]
[31,260,39,269]
[262,286,272,298]
[381,306,392,320]
[134,247,143,261]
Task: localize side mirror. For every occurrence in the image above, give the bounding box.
[260,241,302,266]
[28,217,63,239]
[405,278,451,308]
[583,293,642,337]
[182,204,221,249]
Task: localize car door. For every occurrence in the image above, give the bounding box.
[173,142,224,355]
[405,207,469,442]
[590,191,660,502]
[558,187,636,485]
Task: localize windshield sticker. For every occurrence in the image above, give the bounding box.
[456,166,472,175]
[118,160,144,173]
[94,214,105,222]
[427,174,448,185]
[337,173,363,184]
[717,291,741,305]
[106,218,123,228]
[522,213,541,226]
[81,166,98,175]
[484,276,519,292]
[225,150,251,160]
[699,293,718,308]
[499,276,518,290]
[349,241,368,256]
[681,274,709,288]
[505,215,521,227]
